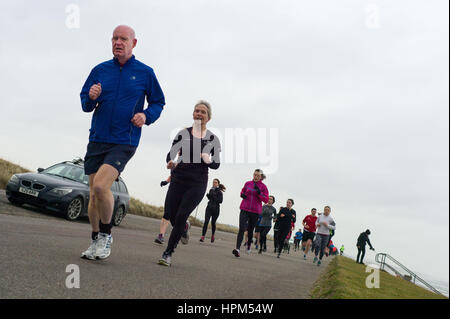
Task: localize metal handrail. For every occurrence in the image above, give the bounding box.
[375,253,443,296]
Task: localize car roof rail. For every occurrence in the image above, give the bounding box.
[72,157,84,165]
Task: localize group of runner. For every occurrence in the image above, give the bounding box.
[78,25,372,269]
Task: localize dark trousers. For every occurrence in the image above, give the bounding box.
[202,206,220,236]
[236,210,260,250]
[294,239,300,250]
[276,227,290,254]
[258,226,271,250]
[357,246,366,263]
[163,180,207,254]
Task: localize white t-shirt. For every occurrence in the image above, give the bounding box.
[316,214,336,235]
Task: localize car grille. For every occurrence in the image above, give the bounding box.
[32,183,45,190]
[21,180,46,191]
[21,180,32,187]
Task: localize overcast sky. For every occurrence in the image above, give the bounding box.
[0,0,448,285]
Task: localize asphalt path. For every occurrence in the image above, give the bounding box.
[0,190,331,299]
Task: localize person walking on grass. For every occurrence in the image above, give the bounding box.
[232,169,269,258]
[158,101,221,266]
[340,244,345,256]
[257,195,276,254]
[313,206,336,266]
[200,179,226,243]
[80,25,165,260]
[356,229,375,264]
[301,208,318,260]
[275,199,296,258]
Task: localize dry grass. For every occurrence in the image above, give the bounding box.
[310,256,447,299]
[0,158,31,189]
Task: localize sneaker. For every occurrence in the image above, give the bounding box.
[154,234,164,244]
[263,247,267,252]
[304,254,307,260]
[258,249,262,254]
[255,244,258,250]
[200,236,205,242]
[317,260,322,266]
[211,235,215,243]
[181,222,190,245]
[232,249,240,258]
[95,233,113,260]
[313,256,318,264]
[277,253,281,258]
[158,252,172,267]
[246,248,251,255]
[81,239,98,260]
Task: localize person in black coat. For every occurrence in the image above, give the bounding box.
[276,199,296,258]
[200,179,226,243]
[356,229,375,264]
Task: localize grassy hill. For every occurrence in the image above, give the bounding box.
[310,255,447,299]
[0,157,239,234]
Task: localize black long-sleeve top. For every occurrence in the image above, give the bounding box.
[166,127,221,185]
[206,187,223,209]
[276,207,296,230]
[357,232,373,249]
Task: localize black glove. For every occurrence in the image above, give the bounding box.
[160,181,169,187]
[241,193,247,199]
[253,183,261,194]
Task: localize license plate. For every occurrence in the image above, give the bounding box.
[19,187,39,197]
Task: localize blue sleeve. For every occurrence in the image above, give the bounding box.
[143,69,165,125]
[80,67,99,112]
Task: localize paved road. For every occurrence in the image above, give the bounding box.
[0,190,331,299]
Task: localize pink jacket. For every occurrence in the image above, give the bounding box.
[239,180,269,214]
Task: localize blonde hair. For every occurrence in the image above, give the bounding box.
[195,100,212,120]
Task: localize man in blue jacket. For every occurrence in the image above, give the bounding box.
[80,25,165,260]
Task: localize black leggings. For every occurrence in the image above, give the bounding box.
[273,229,279,250]
[163,180,207,254]
[258,226,271,250]
[276,227,290,253]
[236,210,260,250]
[202,206,220,236]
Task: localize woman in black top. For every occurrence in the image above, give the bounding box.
[276,199,296,258]
[200,179,226,243]
[158,101,221,266]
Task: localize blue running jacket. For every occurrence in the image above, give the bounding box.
[80,55,165,146]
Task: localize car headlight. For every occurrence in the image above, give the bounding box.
[9,175,19,184]
[50,188,73,196]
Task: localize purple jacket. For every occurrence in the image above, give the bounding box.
[239,180,269,214]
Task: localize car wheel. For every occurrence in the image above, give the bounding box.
[8,198,23,206]
[66,197,84,221]
[113,205,126,226]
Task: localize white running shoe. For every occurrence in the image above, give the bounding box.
[81,239,98,260]
[246,248,251,255]
[95,233,113,260]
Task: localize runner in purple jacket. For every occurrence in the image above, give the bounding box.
[232,169,269,257]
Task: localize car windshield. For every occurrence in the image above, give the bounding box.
[43,164,88,185]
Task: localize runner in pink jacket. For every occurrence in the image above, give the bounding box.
[232,169,269,257]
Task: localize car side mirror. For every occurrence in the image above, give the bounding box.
[37,168,44,173]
